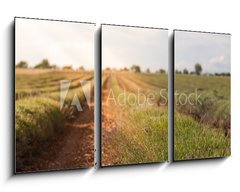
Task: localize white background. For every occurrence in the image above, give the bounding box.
[0,0,239,191]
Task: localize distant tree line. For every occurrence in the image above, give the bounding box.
[16,59,87,71]
[34,59,56,69]
[104,63,229,77]
[106,64,167,74]
[16,61,28,68]
[16,59,56,69]
[214,72,230,76]
[175,63,230,76]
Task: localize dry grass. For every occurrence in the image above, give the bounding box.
[16,68,57,75]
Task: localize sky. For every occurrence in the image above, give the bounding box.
[15,18,94,70]
[175,31,231,74]
[102,25,168,72]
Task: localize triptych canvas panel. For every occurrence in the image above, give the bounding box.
[15,18,95,172]
[101,25,168,166]
[14,17,231,173]
[174,30,231,161]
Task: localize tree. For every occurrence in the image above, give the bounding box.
[16,61,28,68]
[183,68,189,74]
[175,70,182,74]
[123,67,129,71]
[79,66,85,70]
[131,65,141,73]
[215,72,230,77]
[159,69,166,74]
[62,65,73,70]
[195,63,202,75]
[190,71,195,75]
[51,64,58,69]
[34,59,51,69]
[146,68,150,73]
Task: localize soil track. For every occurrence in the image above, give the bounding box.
[20,88,94,172]
[101,73,119,166]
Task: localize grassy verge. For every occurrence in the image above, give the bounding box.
[111,108,168,164]
[106,74,168,165]
[174,74,230,159]
[16,98,64,169]
[174,112,230,160]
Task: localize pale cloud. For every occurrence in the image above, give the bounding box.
[209,54,225,65]
[175,31,231,74]
[15,18,94,69]
[102,25,168,72]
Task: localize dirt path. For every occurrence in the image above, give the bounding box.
[22,98,94,172]
[101,74,119,166]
